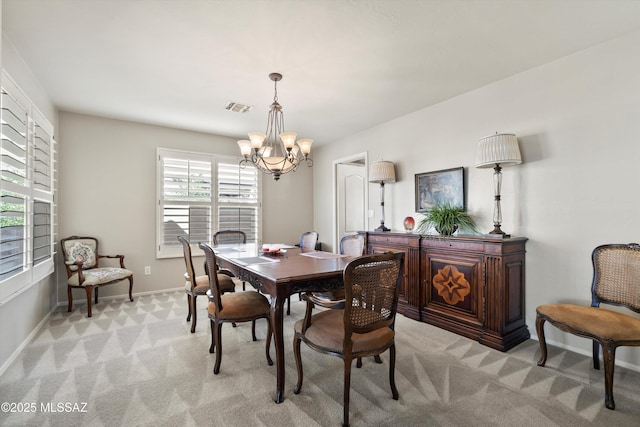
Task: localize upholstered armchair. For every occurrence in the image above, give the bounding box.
[61,236,133,317]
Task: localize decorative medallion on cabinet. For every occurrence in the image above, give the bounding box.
[359,232,529,351]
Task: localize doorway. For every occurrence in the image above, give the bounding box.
[333,153,368,251]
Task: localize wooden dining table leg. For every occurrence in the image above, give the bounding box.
[271,295,286,403]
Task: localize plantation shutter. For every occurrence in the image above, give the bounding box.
[161,155,213,251]
[32,121,52,192]
[31,109,55,268]
[32,200,51,265]
[217,161,259,243]
[0,83,28,282]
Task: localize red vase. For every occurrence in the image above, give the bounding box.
[403,216,415,232]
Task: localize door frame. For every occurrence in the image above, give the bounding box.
[332,152,368,252]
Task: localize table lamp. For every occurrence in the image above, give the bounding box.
[475,133,522,237]
[369,160,396,232]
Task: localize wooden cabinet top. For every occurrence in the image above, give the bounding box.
[360,231,527,254]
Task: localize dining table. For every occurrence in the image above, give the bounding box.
[212,243,353,403]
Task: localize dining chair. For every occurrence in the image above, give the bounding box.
[61,235,134,317]
[178,236,235,333]
[536,243,640,410]
[213,230,248,290]
[213,230,247,245]
[199,242,273,374]
[287,231,320,315]
[299,231,319,250]
[302,233,379,367]
[306,233,364,305]
[339,233,365,256]
[293,252,405,426]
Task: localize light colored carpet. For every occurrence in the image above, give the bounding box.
[1,286,640,426]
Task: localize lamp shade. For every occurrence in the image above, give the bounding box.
[475,133,522,169]
[369,160,396,183]
[297,138,313,155]
[237,140,252,157]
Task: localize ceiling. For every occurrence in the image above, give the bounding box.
[4,0,640,146]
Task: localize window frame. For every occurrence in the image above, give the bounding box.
[156,148,261,259]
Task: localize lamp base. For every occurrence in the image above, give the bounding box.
[487,225,511,238]
[485,232,511,239]
[375,225,391,232]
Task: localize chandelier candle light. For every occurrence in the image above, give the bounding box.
[238,73,313,181]
[369,160,396,232]
[475,133,522,237]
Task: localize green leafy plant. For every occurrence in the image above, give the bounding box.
[416,202,477,236]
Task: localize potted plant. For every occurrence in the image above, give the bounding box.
[416,202,477,236]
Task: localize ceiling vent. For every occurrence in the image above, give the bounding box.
[225,101,252,113]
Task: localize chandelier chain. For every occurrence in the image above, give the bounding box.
[273,78,278,102]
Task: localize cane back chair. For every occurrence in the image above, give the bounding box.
[293,252,405,426]
[302,233,379,367]
[536,243,640,410]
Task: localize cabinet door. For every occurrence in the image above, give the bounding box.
[423,250,484,328]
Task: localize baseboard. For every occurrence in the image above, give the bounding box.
[0,304,57,378]
[56,287,184,307]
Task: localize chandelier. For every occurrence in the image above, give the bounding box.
[237,73,313,181]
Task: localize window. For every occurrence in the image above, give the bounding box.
[0,71,56,302]
[156,148,260,258]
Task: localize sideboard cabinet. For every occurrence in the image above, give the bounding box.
[359,231,529,351]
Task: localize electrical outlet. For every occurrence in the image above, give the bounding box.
[368,209,374,218]
[144,266,151,275]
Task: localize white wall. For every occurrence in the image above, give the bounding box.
[314,29,640,369]
[57,112,314,302]
[262,164,315,246]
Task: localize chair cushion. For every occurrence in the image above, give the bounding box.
[65,241,97,270]
[208,291,270,320]
[68,267,132,286]
[294,309,394,353]
[185,274,235,294]
[537,304,640,342]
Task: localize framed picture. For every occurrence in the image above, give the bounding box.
[415,167,464,212]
